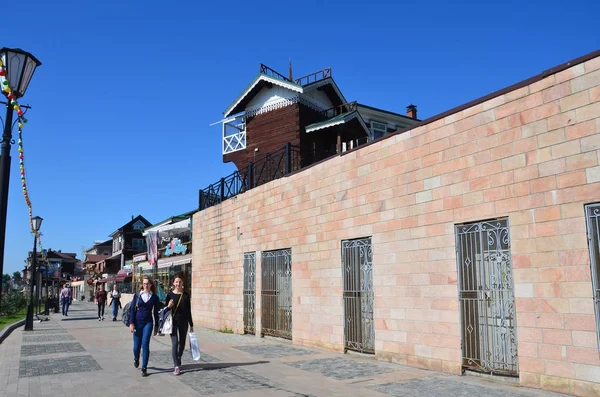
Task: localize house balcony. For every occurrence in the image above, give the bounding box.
[223,114,246,154]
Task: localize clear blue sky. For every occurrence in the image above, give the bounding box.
[3,0,599,275]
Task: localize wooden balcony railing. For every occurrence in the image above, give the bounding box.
[294,67,332,86]
[320,101,358,119]
[259,64,292,82]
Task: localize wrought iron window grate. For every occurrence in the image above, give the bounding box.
[585,203,600,352]
[243,252,256,334]
[342,237,375,354]
[455,218,518,376]
[261,248,292,340]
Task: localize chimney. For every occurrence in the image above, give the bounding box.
[406,104,417,119]
[131,215,134,220]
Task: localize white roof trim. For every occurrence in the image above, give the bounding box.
[303,77,347,105]
[224,75,303,118]
[305,113,357,133]
[305,112,371,138]
[306,119,346,133]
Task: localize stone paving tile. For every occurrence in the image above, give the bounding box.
[234,344,313,358]
[23,328,67,334]
[370,378,531,397]
[1,303,575,397]
[285,357,395,380]
[22,335,75,344]
[151,349,220,364]
[21,342,85,357]
[19,355,102,377]
[195,329,271,346]
[176,365,279,396]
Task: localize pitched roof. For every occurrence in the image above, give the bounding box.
[305,110,370,135]
[57,252,77,260]
[46,250,78,261]
[302,77,347,108]
[356,103,420,122]
[84,254,107,264]
[224,73,303,118]
[224,69,348,118]
[146,209,197,230]
[109,215,152,237]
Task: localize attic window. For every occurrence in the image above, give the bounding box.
[133,221,145,231]
[371,122,387,139]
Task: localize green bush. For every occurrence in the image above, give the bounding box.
[1,290,27,315]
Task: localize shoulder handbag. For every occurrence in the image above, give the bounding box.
[159,293,182,335]
[122,293,139,327]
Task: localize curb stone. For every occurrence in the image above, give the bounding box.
[0,318,25,344]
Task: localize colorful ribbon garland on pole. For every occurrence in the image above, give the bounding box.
[1,59,48,265]
[18,129,48,265]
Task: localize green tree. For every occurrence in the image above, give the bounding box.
[12,271,22,283]
[1,289,27,314]
[2,274,11,294]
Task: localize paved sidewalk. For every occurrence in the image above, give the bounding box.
[0,302,569,397]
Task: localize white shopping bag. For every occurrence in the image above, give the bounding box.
[189,332,201,361]
[159,307,173,335]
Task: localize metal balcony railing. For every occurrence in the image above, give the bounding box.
[199,143,301,211]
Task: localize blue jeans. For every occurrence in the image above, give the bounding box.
[133,321,153,369]
[61,297,70,315]
[111,300,119,318]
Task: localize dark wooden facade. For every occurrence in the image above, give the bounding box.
[223,103,336,171]
[299,105,333,165]
[224,104,301,171]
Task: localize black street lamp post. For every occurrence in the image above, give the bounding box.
[25,215,42,331]
[44,262,49,315]
[0,48,41,311]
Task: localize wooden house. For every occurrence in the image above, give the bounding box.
[220,63,421,171]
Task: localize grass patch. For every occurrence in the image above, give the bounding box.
[219,326,234,334]
[0,307,27,329]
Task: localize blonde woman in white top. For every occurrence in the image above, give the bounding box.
[109,284,122,321]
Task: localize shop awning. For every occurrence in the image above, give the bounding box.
[145,218,191,235]
[101,270,131,283]
[157,254,192,269]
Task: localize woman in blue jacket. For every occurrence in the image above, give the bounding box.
[128,276,160,377]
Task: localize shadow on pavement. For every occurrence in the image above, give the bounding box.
[60,316,99,321]
[147,360,269,375]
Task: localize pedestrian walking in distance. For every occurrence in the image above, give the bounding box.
[109,284,122,321]
[166,273,194,376]
[60,284,72,316]
[128,276,160,377]
[95,284,108,321]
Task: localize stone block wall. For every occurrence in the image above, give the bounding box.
[193,52,600,396]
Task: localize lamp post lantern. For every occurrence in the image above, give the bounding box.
[24,215,42,331]
[0,48,41,310]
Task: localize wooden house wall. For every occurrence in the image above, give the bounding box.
[223,104,301,171]
[299,105,331,165]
